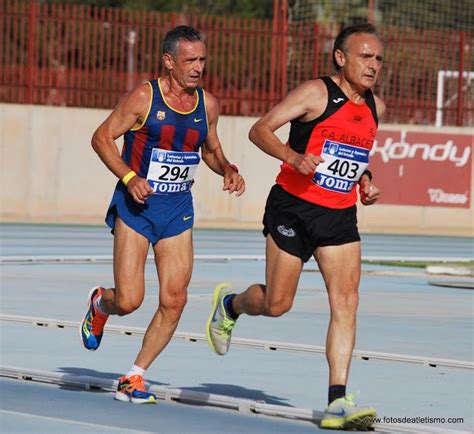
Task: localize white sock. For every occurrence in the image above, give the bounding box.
[126,364,146,378]
[93,295,107,316]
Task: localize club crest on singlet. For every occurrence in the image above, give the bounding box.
[312,140,369,194]
[146,149,200,194]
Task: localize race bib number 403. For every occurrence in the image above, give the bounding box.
[146,149,200,194]
[312,140,369,193]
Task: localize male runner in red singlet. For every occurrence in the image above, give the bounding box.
[207,23,384,430]
[80,26,245,403]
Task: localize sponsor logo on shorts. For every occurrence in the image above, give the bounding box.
[183,215,193,221]
[277,225,296,237]
[332,97,344,104]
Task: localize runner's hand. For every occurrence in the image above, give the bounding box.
[288,152,324,175]
[223,166,245,197]
[359,179,380,206]
[127,176,154,204]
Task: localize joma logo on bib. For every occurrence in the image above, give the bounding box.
[315,175,356,192]
[151,181,193,194]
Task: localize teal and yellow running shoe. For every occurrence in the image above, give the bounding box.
[80,286,109,351]
[206,283,236,355]
[320,394,377,430]
[115,375,157,404]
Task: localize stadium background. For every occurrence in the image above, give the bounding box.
[1,0,473,235]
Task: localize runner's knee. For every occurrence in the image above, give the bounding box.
[115,292,143,316]
[329,288,359,315]
[263,298,293,317]
[160,289,188,318]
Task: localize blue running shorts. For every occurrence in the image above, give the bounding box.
[105,182,194,245]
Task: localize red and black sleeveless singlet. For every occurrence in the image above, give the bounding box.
[275,76,378,209]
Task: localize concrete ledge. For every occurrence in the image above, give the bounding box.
[426,266,474,276]
[2,215,474,237]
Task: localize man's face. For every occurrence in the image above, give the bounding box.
[338,33,384,90]
[165,40,207,89]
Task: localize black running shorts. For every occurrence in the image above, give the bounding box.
[262,185,360,262]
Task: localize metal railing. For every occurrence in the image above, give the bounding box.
[1,0,472,125]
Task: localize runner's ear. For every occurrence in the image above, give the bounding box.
[163,52,174,71]
[334,49,345,69]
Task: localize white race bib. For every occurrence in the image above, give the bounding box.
[146,149,200,194]
[312,140,369,193]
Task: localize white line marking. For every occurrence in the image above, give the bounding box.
[1,254,472,265]
[1,314,472,370]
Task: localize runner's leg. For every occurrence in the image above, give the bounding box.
[314,241,361,386]
[233,234,303,317]
[133,228,193,370]
[100,218,149,316]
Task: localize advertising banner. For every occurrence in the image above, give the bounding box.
[369,130,472,208]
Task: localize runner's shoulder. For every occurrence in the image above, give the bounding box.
[292,79,328,100]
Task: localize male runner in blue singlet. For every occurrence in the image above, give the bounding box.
[80,26,245,403]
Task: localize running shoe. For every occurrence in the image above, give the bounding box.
[320,394,377,430]
[206,282,236,355]
[80,286,109,351]
[115,375,157,404]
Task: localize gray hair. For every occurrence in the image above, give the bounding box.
[162,26,202,57]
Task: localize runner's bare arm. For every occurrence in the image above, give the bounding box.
[375,95,386,119]
[201,92,245,196]
[249,80,327,175]
[91,83,153,204]
[358,94,385,205]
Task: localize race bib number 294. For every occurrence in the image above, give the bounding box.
[146,149,200,194]
[312,140,369,194]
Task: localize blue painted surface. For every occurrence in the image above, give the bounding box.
[0,378,319,433]
[1,223,473,258]
[0,224,473,432]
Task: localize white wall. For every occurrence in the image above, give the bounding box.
[1,103,472,236]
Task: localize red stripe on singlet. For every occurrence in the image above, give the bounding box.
[129,128,147,173]
[160,125,175,150]
[183,128,200,152]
